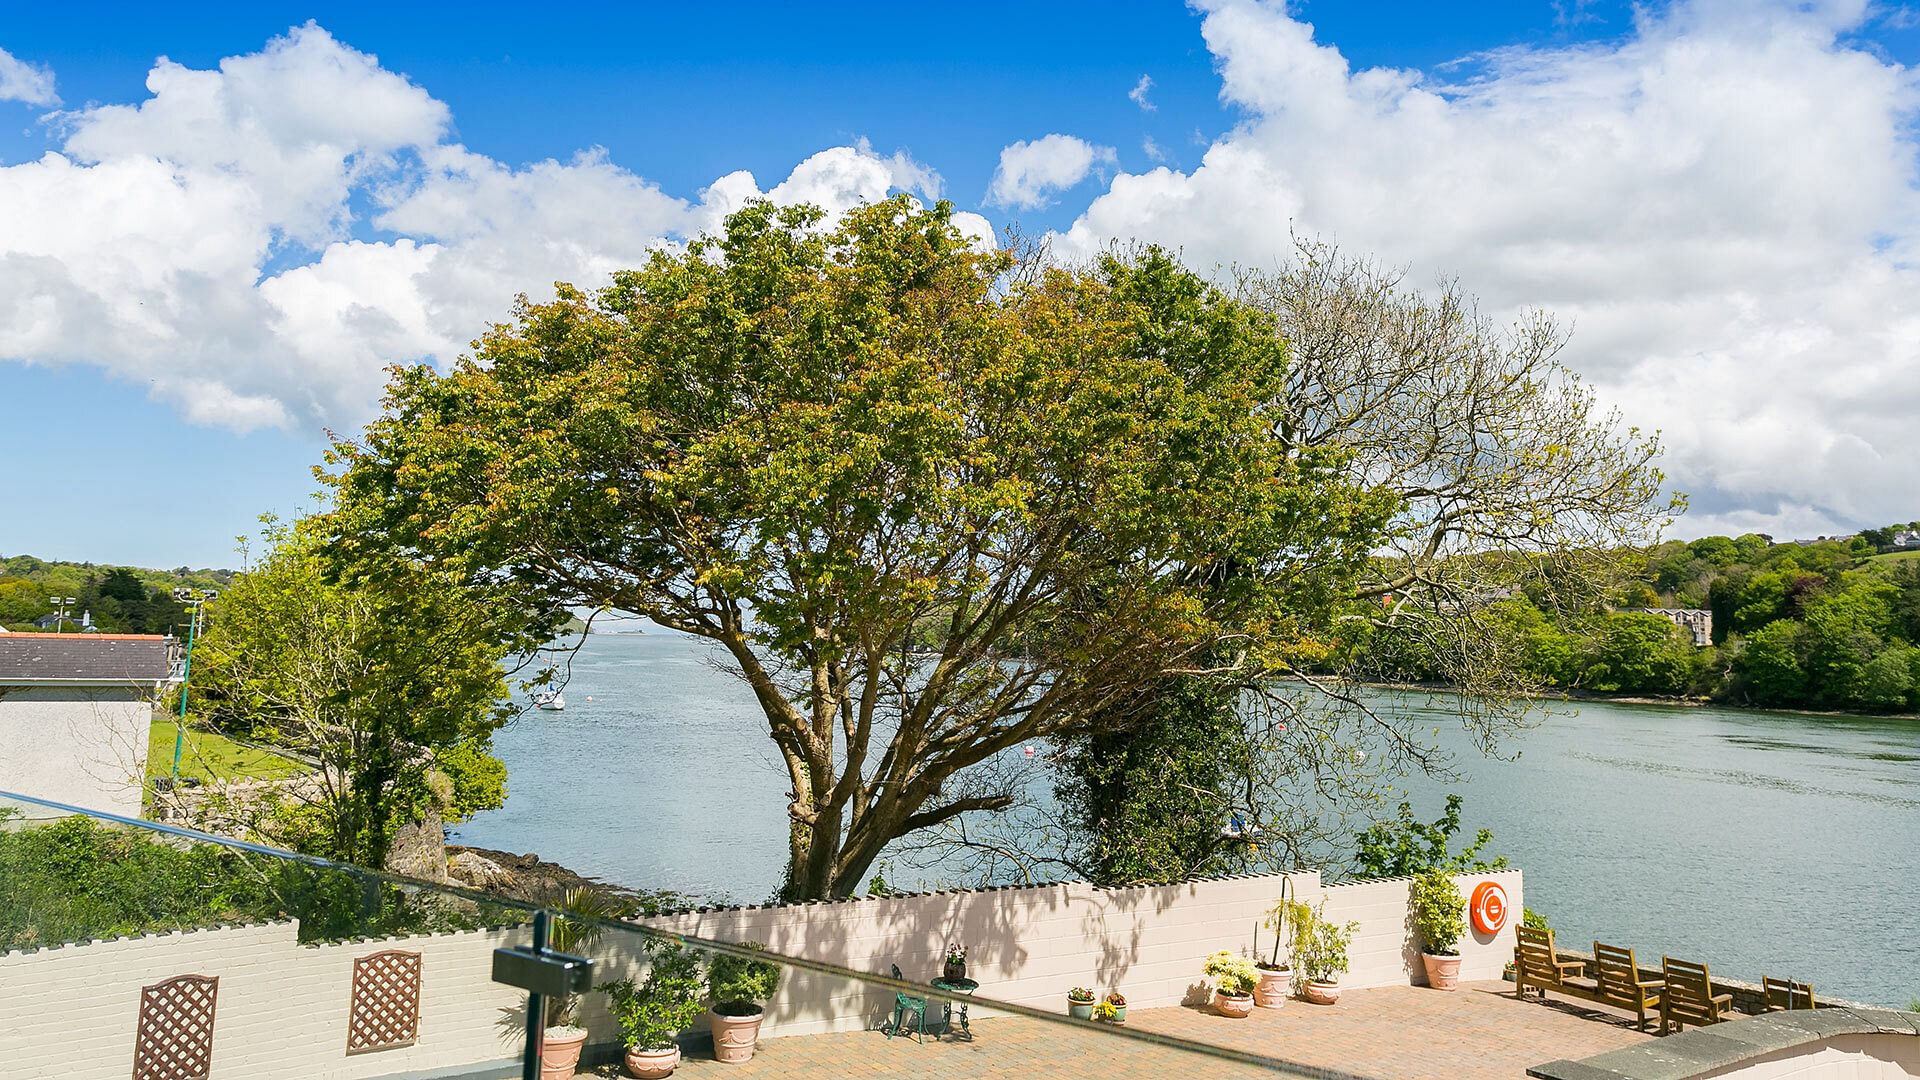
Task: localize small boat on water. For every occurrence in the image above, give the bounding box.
[533,687,566,711]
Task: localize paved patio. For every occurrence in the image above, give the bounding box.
[596,981,1657,1079]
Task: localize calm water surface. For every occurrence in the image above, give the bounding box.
[455,633,1920,1006]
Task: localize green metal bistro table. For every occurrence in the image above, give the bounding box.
[930,977,978,1040]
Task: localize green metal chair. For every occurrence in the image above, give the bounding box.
[886,964,928,1043]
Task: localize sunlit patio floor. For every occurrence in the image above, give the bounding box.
[595,981,1657,1079]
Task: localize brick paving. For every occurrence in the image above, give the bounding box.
[591,981,1654,1079]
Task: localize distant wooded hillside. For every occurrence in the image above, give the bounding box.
[0,555,234,635]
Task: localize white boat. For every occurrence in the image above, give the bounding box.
[533,687,566,711]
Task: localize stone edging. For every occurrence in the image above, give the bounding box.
[1527,1007,1920,1080]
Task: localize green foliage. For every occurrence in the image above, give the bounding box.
[1055,676,1254,886]
[1408,868,1466,956]
[545,887,631,1027]
[0,813,508,951]
[0,554,229,633]
[1522,907,1550,932]
[324,196,1393,899]
[1262,896,1314,968]
[1379,531,1920,713]
[1578,612,1697,693]
[190,519,524,867]
[601,940,708,1050]
[1293,908,1359,983]
[1353,795,1507,879]
[707,942,782,1014]
[1202,950,1261,996]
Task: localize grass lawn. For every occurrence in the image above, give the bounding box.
[147,718,309,783]
[1868,549,1920,563]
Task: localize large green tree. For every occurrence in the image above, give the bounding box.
[325,198,1392,899]
[190,521,524,868]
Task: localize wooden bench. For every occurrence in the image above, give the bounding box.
[1591,942,1663,1031]
[1513,925,1592,1003]
[1763,975,1816,1012]
[1661,956,1735,1032]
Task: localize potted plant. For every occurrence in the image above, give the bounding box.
[1102,991,1127,1023]
[1203,951,1259,1017]
[707,942,782,1064]
[601,939,706,1078]
[1067,986,1096,1019]
[1410,868,1466,991]
[541,887,625,1079]
[1295,909,1358,1005]
[943,942,968,982]
[1255,892,1312,1008]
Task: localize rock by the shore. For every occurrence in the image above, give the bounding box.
[444,844,612,904]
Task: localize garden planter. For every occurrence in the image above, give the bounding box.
[1422,952,1462,991]
[1254,967,1292,1008]
[1108,1002,1127,1023]
[710,1007,764,1064]
[1213,990,1255,1018]
[1303,981,1341,1005]
[1068,996,1096,1020]
[624,1045,681,1079]
[944,959,967,981]
[540,1026,589,1080]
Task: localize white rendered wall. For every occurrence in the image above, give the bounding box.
[1701,1035,1920,1079]
[0,687,153,818]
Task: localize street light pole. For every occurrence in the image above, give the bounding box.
[169,592,211,786]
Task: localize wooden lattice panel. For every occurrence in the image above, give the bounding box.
[131,974,219,1080]
[347,949,422,1054]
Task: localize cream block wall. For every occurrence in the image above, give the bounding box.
[1,866,1522,1074]
[642,866,1523,1038]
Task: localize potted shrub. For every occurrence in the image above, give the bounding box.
[1067,986,1096,1019]
[1255,893,1312,1008]
[943,942,968,982]
[707,942,782,1064]
[1203,951,1259,1017]
[601,939,706,1078]
[1296,910,1358,1005]
[1410,868,1466,991]
[1102,991,1127,1023]
[541,887,625,1079]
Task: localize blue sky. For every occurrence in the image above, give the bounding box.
[3,1,1919,567]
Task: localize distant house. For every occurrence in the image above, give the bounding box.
[30,610,93,631]
[0,633,179,819]
[1627,607,1714,647]
[1891,529,1920,551]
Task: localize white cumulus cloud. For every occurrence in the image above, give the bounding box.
[0,46,56,106]
[1054,0,1920,536]
[987,134,1118,211]
[0,24,981,436]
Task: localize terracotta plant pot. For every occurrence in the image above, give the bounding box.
[1254,967,1292,1008]
[1303,980,1341,1005]
[1422,952,1462,991]
[709,1007,764,1064]
[1213,990,1255,1017]
[624,1045,681,1079]
[540,1026,589,1080]
[1068,996,1096,1020]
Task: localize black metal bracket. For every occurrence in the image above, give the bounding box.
[493,910,595,1080]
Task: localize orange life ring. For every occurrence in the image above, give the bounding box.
[1469,881,1509,934]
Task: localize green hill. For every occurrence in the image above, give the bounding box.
[0,554,234,634]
